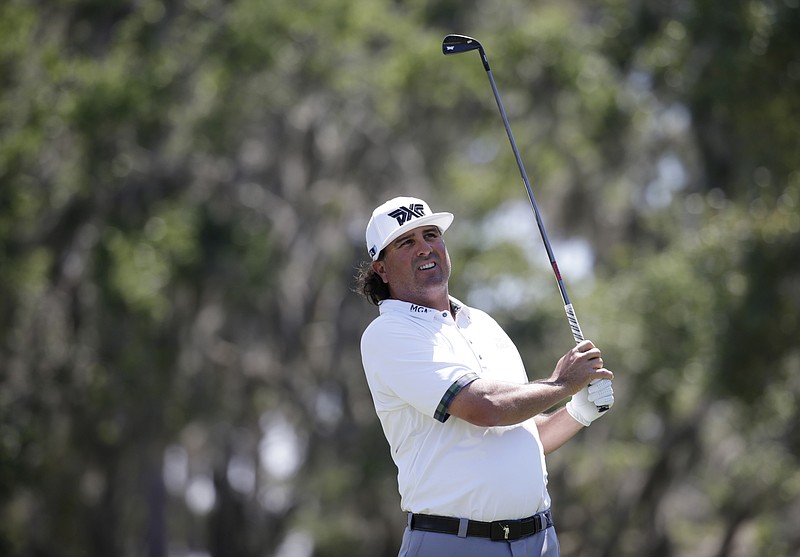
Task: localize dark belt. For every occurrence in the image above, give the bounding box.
[408,509,553,541]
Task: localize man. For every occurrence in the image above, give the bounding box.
[357,196,615,557]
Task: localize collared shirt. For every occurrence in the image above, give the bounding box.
[360,297,551,522]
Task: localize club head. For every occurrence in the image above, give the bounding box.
[442,34,483,55]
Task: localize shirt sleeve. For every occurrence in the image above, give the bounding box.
[433,372,480,422]
[361,317,480,422]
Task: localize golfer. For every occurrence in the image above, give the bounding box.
[357,196,615,557]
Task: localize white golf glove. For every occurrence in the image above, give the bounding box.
[566,379,614,426]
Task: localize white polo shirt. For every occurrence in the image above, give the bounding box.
[360,297,551,522]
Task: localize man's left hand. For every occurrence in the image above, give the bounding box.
[566,379,614,426]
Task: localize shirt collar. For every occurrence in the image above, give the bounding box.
[378,297,471,324]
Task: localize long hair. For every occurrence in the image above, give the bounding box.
[354,257,390,306]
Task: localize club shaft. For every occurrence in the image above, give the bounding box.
[480,49,608,411]
[482,52,578,334]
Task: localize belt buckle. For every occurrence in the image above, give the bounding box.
[490,519,521,541]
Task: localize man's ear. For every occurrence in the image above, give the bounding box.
[371,260,389,284]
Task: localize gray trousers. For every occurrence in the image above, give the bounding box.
[398,525,560,557]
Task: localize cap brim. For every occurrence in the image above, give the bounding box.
[373,212,454,260]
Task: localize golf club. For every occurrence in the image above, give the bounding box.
[443,33,609,412]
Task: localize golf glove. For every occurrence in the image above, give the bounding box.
[566,379,614,426]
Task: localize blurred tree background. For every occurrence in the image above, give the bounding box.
[1,0,798,556]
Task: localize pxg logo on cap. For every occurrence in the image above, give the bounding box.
[388,203,426,225]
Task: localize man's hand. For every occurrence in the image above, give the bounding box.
[566,379,614,426]
[550,340,613,393]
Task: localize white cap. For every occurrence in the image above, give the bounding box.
[365,196,454,260]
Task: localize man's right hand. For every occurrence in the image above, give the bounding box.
[551,340,614,394]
